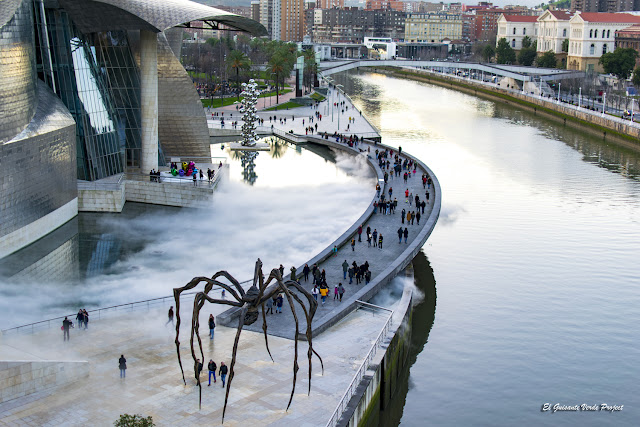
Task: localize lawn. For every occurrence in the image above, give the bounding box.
[200,89,292,108]
[263,101,303,111]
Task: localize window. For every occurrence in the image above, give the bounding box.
[563,28,566,37]
[590,43,595,55]
[595,29,598,38]
[603,44,607,54]
[512,38,516,48]
[590,29,593,38]
[607,30,610,38]
[513,27,516,35]
[523,28,526,35]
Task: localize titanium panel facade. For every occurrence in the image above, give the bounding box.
[0,81,76,239]
[0,0,37,144]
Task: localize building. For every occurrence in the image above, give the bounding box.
[309,8,405,44]
[405,12,463,43]
[281,0,305,41]
[318,0,345,8]
[568,12,640,71]
[615,24,640,67]
[0,0,265,259]
[365,0,406,12]
[571,0,640,13]
[496,15,538,49]
[537,9,572,57]
[251,1,261,23]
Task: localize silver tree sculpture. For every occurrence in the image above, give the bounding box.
[239,79,259,147]
[173,259,324,422]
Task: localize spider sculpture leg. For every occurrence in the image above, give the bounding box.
[174,277,243,384]
[222,305,249,423]
[191,293,242,410]
[260,302,274,362]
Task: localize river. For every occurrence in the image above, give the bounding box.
[333,70,640,426]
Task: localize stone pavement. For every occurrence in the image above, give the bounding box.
[0,299,391,426]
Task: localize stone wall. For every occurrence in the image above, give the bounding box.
[124,179,215,208]
[77,182,126,213]
[0,361,88,404]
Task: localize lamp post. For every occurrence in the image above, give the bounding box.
[557,82,561,104]
[336,83,344,130]
[578,87,582,108]
[602,92,606,116]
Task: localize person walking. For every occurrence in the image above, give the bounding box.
[357,225,362,242]
[166,306,174,325]
[208,314,215,339]
[401,208,406,224]
[312,264,318,284]
[372,229,378,247]
[208,359,217,386]
[62,317,72,341]
[303,264,310,282]
[378,233,383,249]
[193,173,197,186]
[119,355,127,378]
[279,264,284,277]
[312,286,319,301]
[83,309,89,330]
[276,294,284,313]
[365,270,372,284]
[76,309,84,330]
[367,232,372,247]
[397,227,403,244]
[334,285,339,300]
[421,200,426,214]
[348,266,354,284]
[411,211,415,225]
[351,238,356,251]
[406,211,412,224]
[219,362,228,387]
[266,296,274,314]
[342,260,349,279]
[404,227,409,243]
[290,266,297,281]
[338,283,345,302]
[416,211,421,225]
[319,286,328,305]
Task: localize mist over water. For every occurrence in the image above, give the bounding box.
[333,70,640,426]
[0,143,375,328]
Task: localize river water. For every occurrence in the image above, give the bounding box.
[333,71,640,426]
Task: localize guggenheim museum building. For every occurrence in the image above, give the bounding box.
[0,0,266,258]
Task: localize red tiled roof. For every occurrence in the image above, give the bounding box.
[503,14,538,22]
[580,12,640,23]
[549,10,572,20]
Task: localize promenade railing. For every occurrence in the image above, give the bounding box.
[1,279,252,336]
[77,173,125,191]
[325,301,394,427]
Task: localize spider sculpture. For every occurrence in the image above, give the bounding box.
[173,259,324,422]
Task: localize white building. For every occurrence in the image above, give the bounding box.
[496,14,538,50]
[536,9,572,54]
[568,12,640,72]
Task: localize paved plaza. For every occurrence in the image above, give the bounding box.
[0,301,390,426]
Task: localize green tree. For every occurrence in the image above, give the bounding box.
[114,414,155,427]
[518,40,537,66]
[496,38,516,64]
[482,44,495,62]
[599,47,639,80]
[227,50,251,100]
[268,52,288,104]
[633,66,640,86]
[303,48,317,92]
[562,38,569,53]
[536,50,557,68]
[521,36,532,49]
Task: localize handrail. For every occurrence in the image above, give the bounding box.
[325,307,393,427]
[1,279,252,335]
[355,300,393,312]
[124,170,224,188]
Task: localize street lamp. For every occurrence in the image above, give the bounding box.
[602,92,607,116]
[578,87,582,108]
[336,83,344,130]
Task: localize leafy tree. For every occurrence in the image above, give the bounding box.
[303,48,317,92]
[599,47,639,80]
[536,50,557,68]
[227,50,251,100]
[521,36,532,49]
[496,38,516,64]
[562,38,569,53]
[482,44,495,62]
[268,51,289,104]
[518,40,537,66]
[633,66,640,87]
[114,414,155,427]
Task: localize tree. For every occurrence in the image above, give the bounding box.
[303,48,317,92]
[562,38,569,53]
[599,47,639,80]
[633,66,640,87]
[521,36,532,49]
[114,414,155,427]
[536,50,557,68]
[495,38,516,64]
[227,50,251,101]
[518,40,537,66]
[268,52,287,104]
[482,44,495,62]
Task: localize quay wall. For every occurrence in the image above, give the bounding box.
[387,68,640,147]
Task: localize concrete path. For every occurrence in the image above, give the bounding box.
[0,301,391,426]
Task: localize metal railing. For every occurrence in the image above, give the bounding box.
[325,304,394,427]
[125,170,223,188]
[77,173,125,191]
[1,279,252,336]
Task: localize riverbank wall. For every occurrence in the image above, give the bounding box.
[386,68,640,148]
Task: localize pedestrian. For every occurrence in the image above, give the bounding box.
[279,264,284,277]
[372,229,378,247]
[312,285,319,301]
[62,316,72,341]
[208,314,215,339]
[166,305,174,325]
[290,266,297,281]
[404,227,409,243]
[276,294,284,313]
[208,359,217,386]
[194,358,203,384]
[319,286,328,304]
[401,208,405,224]
[367,232,372,246]
[406,211,412,224]
[411,211,415,225]
[193,173,197,186]
[338,283,345,302]
[312,264,318,284]
[321,269,326,282]
[342,260,349,279]
[303,264,310,281]
[219,362,228,387]
[221,289,226,299]
[119,355,127,378]
[416,211,421,225]
[76,309,84,329]
[199,169,203,181]
[351,238,355,251]
[357,225,362,242]
[378,233,383,249]
[332,245,338,257]
[398,227,403,243]
[348,267,354,284]
[334,285,339,300]
[83,309,89,330]
[365,270,371,284]
[266,296,273,314]
[421,200,426,214]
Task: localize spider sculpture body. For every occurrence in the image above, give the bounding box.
[173,259,323,422]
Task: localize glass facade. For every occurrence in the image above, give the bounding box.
[33,2,143,180]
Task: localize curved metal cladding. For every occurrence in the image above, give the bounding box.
[0,0,37,144]
[58,0,267,36]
